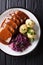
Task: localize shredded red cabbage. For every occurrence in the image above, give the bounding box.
[9,33,31,52]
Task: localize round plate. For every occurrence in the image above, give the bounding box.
[0,8,41,56]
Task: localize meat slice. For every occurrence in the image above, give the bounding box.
[1,19,15,34]
[0,27,12,41]
[15,10,29,23]
[6,24,15,34]
[0,18,15,43]
[10,13,21,26]
[12,15,20,26]
[6,19,18,29]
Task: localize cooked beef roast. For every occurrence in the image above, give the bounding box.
[0,10,29,44]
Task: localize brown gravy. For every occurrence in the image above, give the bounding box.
[0,10,29,45]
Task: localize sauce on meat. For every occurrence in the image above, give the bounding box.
[0,10,29,45]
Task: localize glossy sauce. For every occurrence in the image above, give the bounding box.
[0,10,29,45]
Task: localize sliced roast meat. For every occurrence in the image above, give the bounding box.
[0,27,12,41]
[6,24,15,34]
[13,13,22,23]
[12,15,20,26]
[0,10,29,45]
[10,13,21,25]
[6,19,18,29]
[14,10,29,23]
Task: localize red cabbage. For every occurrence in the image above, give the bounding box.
[9,33,31,52]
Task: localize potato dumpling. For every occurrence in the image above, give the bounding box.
[27,33,36,39]
[28,29,35,34]
[27,29,36,39]
[19,24,27,34]
[25,19,35,28]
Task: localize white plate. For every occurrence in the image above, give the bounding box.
[0,8,41,56]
